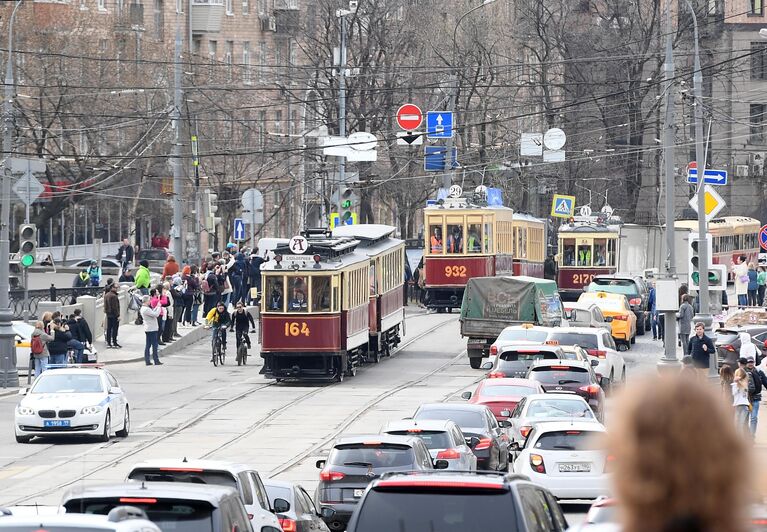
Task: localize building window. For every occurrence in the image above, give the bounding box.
[258,110,266,147]
[98,0,105,10]
[751,104,766,143]
[275,41,283,65]
[750,0,763,15]
[275,110,283,133]
[225,40,234,80]
[176,0,184,12]
[192,38,201,57]
[290,109,297,135]
[226,0,233,14]
[243,41,251,84]
[752,42,767,79]
[289,40,297,66]
[209,40,218,80]
[116,0,124,15]
[242,0,248,14]
[259,41,266,82]
[258,0,266,13]
[154,0,165,40]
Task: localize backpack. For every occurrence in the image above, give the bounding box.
[31,335,44,355]
[201,276,211,294]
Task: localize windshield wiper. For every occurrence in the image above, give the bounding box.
[343,461,374,467]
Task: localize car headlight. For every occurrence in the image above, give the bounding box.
[16,406,34,416]
[80,406,103,415]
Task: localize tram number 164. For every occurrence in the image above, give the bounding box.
[445,265,467,278]
[572,273,596,286]
[284,322,311,337]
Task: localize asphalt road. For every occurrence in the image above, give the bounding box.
[0,310,666,525]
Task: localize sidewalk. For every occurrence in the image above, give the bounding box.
[90,320,208,365]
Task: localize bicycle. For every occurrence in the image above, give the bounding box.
[211,327,226,367]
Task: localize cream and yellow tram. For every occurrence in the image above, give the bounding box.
[674,216,760,279]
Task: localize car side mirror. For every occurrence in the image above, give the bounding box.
[434,459,449,470]
[605,317,613,322]
[460,391,472,400]
[465,436,480,448]
[315,459,326,469]
[320,507,336,520]
[109,386,122,394]
[480,362,493,370]
[273,498,290,514]
[498,420,511,428]
[17,388,27,396]
[600,376,609,388]
[591,359,599,367]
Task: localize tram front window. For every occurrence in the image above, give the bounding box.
[467,224,482,253]
[593,239,607,266]
[265,276,285,312]
[446,225,463,253]
[289,276,308,312]
[563,239,576,266]
[429,225,443,254]
[312,276,332,312]
[577,244,592,266]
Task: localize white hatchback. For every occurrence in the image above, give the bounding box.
[381,419,477,471]
[545,327,627,389]
[15,367,129,443]
[513,421,610,501]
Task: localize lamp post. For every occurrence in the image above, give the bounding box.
[0,0,23,387]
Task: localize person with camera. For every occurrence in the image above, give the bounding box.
[47,319,73,366]
[66,309,92,363]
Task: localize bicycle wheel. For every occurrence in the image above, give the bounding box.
[218,347,225,366]
[212,335,220,367]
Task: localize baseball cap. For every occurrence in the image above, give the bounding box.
[746,355,756,363]
[738,357,748,364]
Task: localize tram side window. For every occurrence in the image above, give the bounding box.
[429,223,444,254]
[312,276,332,312]
[288,276,308,312]
[484,221,493,253]
[446,224,463,253]
[265,276,285,312]
[518,228,527,259]
[370,261,378,295]
[467,223,482,253]
[593,239,607,266]
[563,239,576,266]
[607,238,617,267]
[577,243,592,266]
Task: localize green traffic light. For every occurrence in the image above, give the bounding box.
[691,272,699,284]
[20,254,35,268]
[341,200,352,208]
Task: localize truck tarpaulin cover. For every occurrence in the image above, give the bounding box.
[460,276,562,325]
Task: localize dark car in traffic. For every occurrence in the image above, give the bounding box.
[586,274,650,334]
[345,471,569,532]
[714,326,767,368]
[314,434,445,531]
[412,403,511,471]
[525,359,605,422]
[264,479,330,532]
[480,345,568,378]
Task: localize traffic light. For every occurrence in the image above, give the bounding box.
[338,186,358,225]
[687,234,711,289]
[18,224,37,268]
[205,191,222,230]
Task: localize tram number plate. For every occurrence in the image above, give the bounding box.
[284,322,311,337]
[572,273,596,286]
[444,265,467,278]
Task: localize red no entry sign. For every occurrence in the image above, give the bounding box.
[760,224,767,251]
[396,104,423,131]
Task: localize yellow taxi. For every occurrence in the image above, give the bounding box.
[577,291,636,347]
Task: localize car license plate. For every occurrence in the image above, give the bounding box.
[353,489,364,498]
[43,419,70,427]
[558,462,590,473]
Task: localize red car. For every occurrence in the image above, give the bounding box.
[461,378,544,420]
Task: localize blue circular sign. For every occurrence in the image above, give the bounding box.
[759,224,767,250]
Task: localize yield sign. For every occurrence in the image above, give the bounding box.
[396,104,423,131]
[688,185,726,221]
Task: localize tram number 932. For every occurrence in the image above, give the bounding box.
[572,273,596,285]
[284,322,311,337]
[444,265,467,278]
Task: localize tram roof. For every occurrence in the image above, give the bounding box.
[333,224,404,257]
[424,197,513,212]
[513,212,546,224]
[558,223,621,234]
[261,234,368,272]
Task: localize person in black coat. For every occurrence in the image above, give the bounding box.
[230,302,256,348]
[687,322,716,376]
[47,319,73,366]
[65,310,90,363]
[248,252,265,305]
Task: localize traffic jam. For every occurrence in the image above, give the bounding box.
[6,196,767,532]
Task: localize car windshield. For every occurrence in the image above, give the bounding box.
[414,409,486,429]
[480,385,537,398]
[63,500,214,532]
[526,399,594,419]
[533,430,604,451]
[530,366,591,386]
[31,374,103,394]
[386,431,452,450]
[592,299,626,311]
[499,351,557,362]
[127,469,238,490]
[547,333,598,350]
[352,490,517,532]
[495,329,548,343]
[329,444,415,468]
[588,280,638,296]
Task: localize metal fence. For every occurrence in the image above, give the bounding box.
[9,286,104,320]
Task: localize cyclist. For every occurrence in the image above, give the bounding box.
[206,301,231,361]
[230,302,255,349]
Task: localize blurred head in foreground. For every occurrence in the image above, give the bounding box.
[610,375,750,532]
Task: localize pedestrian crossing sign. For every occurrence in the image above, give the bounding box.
[550,194,576,218]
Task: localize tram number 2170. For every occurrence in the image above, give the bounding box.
[284,322,311,337]
[572,273,596,286]
[444,265,467,278]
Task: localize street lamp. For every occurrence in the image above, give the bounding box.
[0,0,23,388]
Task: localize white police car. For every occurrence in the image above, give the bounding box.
[15,367,129,443]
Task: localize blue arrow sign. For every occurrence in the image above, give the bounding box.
[424,146,458,171]
[686,168,728,186]
[233,218,246,241]
[426,112,454,139]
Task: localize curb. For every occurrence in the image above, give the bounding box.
[105,326,209,365]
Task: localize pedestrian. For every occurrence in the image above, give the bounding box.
[159,282,174,343]
[229,252,246,306]
[66,309,92,363]
[170,276,184,338]
[219,262,233,308]
[648,280,659,340]
[87,260,101,287]
[733,255,749,308]
[404,259,412,305]
[747,262,759,307]
[116,237,134,271]
[678,283,688,305]
[417,263,426,307]
[134,260,151,295]
[720,363,735,398]
[40,311,53,333]
[162,255,180,279]
[248,252,264,305]
[230,302,255,349]
[543,255,557,281]
[182,265,199,326]
[609,375,750,532]
[759,266,767,306]
[73,269,90,288]
[202,263,220,316]
[119,268,135,283]
[104,282,121,348]
[47,319,72,366]
[744,353,767,438]
[140,295,163,366]
[676,294,694,357]
[733,367,751,435]
[687,321,715,377]
[31,321,53,377]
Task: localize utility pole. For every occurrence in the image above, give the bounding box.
[658,0,678,368]
[335,8,350,220]
[442,74,457,190]
[0,0,23,388]
[172,17,184,262]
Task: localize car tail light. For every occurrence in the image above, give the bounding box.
[520,426,533,438]
[474,438,493,450]
[549,365,571,370]
[278,518,297,532]
[489,345,498,356]
[629,298,641,306]
[407,428,422,433]
[436,448,461,460]
[579,384,601,395]
[488,372,505,379]
[722,344,736,352]
[119,498,157,504]
[319,470,345,481]
[530,453,546,474]
[612,315,628,321]
[587,349,607,359]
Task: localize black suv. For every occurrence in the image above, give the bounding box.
[346,471,569,532]
[315,434,446,531]
[586,274,650,334]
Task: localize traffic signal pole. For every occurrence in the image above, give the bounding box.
[336,11,348,220]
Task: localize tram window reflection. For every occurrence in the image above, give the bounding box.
[593,239,607,266]
[607,239,617,266]
[484,222,493,252]
[446,225,463,253]
[563,239,576,266]
[429,224,443,254]
[289,276,308,312]
[467,224,482,253]
[577,244,592,266]
[266,276,284,312]
[312,276,332,312]
[370,263,377,295]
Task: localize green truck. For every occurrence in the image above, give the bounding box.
[459,276,564,369]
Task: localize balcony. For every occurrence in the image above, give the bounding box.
[115,3,145,30]
[191,0,225,33]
